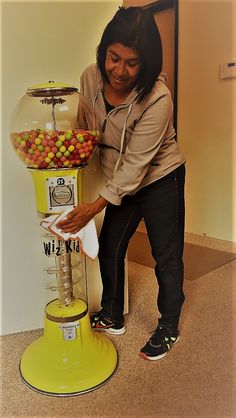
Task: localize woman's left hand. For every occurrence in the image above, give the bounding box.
[56,197,108,234]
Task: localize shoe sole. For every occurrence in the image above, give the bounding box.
[139,336,180,361]
[92,326,127,335]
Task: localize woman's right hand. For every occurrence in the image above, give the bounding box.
[56,197,108,234]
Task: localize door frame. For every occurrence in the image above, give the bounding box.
[143,0,179,134]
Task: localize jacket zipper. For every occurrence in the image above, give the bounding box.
[99,88,137,134]
[102,118,107,133]
[101,103,133,133]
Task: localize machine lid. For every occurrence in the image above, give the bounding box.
[27,81,78,97]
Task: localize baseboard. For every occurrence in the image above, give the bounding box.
[136,220,236,254]
[184,232,236,254]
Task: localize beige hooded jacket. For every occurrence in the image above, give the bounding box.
[80,64,185,206]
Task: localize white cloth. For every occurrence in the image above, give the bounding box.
[41,208,99,259]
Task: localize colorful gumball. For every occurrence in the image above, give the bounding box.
[11,128,99,169]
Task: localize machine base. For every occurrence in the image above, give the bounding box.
[20,299,118,396]
[20,367,117,397]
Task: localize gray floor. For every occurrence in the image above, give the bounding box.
[1,258,236,417]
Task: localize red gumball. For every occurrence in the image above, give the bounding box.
[48,139,55,148]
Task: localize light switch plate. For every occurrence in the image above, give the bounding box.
[219,61,236,80]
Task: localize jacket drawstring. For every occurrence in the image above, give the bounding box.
[93,90,133,175]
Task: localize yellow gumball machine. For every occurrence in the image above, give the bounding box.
[10,81,118,396]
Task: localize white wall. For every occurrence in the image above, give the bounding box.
[178,0,236,242]
[1,0,120,335]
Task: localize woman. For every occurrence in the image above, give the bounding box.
[58,7,186,361]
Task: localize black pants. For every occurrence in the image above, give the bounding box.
[98,164,186,329]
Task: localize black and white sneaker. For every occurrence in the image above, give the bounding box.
[90,312,126,335]
[140,325,179,361]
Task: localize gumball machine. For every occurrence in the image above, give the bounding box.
[10,81,118,396]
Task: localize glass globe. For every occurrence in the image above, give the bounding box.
[10,81,99,169]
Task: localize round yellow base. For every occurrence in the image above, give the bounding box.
[20,299,118,396]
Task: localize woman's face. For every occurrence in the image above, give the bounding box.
[105,43,141,94]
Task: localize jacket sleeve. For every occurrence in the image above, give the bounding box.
[79,64,98,101]
[78,65,99,132]
[99,93,174,205]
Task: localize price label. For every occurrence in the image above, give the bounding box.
[60,323,80,341]
[46,175,78,212]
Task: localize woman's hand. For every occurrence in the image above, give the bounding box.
[56,197,108,234]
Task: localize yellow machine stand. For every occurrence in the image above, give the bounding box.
[19,168,118,396]
[20,299,118,396]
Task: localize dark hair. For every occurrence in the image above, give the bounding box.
[97,7,163,102]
